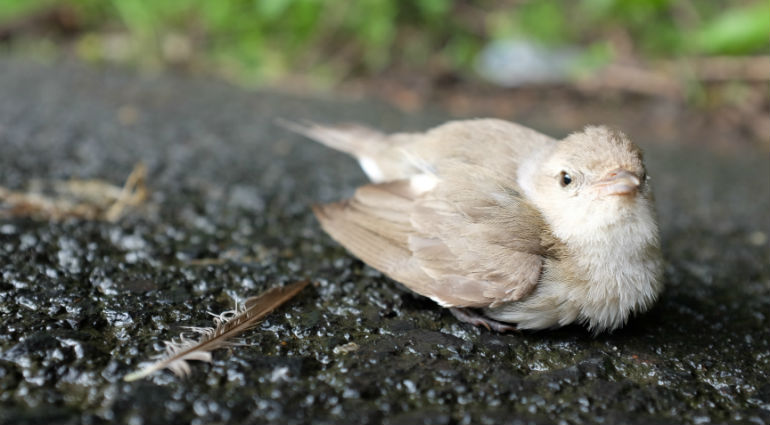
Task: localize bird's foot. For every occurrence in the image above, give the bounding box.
[449,308,518,333]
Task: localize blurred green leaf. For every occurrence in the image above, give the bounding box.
[0,0,44,22]
[416,0,450,20]
[572,41,614,76]
[695,2,770,54]
[111,0,155,36]
[444,35,479,69]
[257,0,293,20]
[516,1,568,44]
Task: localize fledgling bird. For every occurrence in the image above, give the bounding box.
[287,119,663,333]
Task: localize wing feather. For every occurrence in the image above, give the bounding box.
[313,173,547,309]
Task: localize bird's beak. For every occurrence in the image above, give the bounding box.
[593,168,641,197]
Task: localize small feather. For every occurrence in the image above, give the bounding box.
[124,280,309,381]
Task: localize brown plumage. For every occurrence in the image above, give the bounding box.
[289,119,662,333]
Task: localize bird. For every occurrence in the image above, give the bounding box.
[285,118,663,333]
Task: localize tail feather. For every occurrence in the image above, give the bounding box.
[278,119,423,182]
[276,119,386,158]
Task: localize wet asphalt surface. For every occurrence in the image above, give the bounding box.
[0,57,768,425]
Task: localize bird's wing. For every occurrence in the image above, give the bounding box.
[313,171,547,308]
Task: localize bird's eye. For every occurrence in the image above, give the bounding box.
[560,171,572,187]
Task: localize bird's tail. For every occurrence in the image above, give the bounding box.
[276,119,387,159]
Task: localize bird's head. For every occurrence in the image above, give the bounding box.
[530,126,655,242]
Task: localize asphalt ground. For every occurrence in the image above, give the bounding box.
[0,57,768,425]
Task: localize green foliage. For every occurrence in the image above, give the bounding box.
[0,0,50,21]
[515,2,569,45]
[695,2,770,54]
[0,0,766,86]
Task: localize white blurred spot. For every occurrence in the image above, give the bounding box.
[410,174,438,194]
[358,157,384,182]
[270,366,290,383]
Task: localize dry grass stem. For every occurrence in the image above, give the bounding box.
[0,163,148,221]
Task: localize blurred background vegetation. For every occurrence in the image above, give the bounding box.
[0,0,767,102]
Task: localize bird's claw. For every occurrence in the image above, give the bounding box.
[449,307,518,333]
